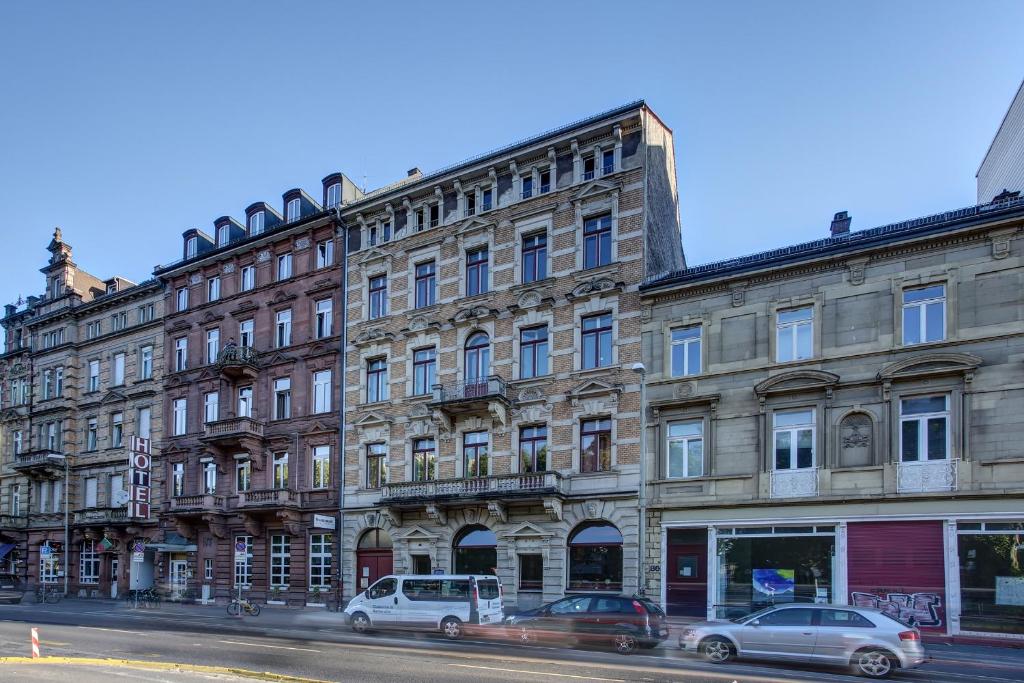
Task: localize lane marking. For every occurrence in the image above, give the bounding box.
[450,663,625,681]
[82,627,148,636]
[219,639,322,653]
[0,657,329,682]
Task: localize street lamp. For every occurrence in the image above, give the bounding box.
[45,453,69,597]
[631,362,647,596]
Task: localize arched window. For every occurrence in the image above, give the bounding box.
[453,525,497,575]
[358,528,393,549]
[568,522,623,591]
[464,332,490,383]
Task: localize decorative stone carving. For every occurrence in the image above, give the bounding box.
[518,386,545,403]
[770,468,818,498]
[846,257,869,285]
[276,510,303,535]
[730,285,745,307]
[487,501,507,524]
[189,273,202,285]
[425,504,447,526]
[897,461,956,493]
[222,262,235,274]
[584,501,600,519]
[453,306,493,323]
[568,277,620,301]
[515,402,553,424]
[839,413,873,467]
[542,497,563,521]
[408,315,429,332]
[294,237,311,250]
[257,250,271,263]
[517,290,542,309]
[673,383,695,399]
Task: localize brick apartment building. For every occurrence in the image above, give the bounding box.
[339,101,684,609]
[0,229,164,596]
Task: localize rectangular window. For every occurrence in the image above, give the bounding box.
[84,477,98,508]
[366,443,388,489]
[367,358,388,403]
[172,463,184,497]
[900,395,949,462]
[412,347,436,396]
[464,191,476,217]
[466,248,489,296]
[203,461,217,493]
[602,149,615,175]
[113,352,126,386]
[43,369,52,400]
[12,431,22,456]
[238,386,253,418]
[11,483,21,516]
[277,253,293,281]
[583,214,612,269]
[275,309,292,347]
[519,425,548,473]
[582,154,596,180]
[903,284,945,345]
[671,326,702,377]
[86,418,98,451]
[313,370,332,413]
[111,311,127,331]
[581,418,612,473]
[233,535,252,587]
[204,558,213,580]
[206,328,220,364]
[140,346,153,380]
[174,337,188,372]
[249,210,264,235]
[519,554,543,591]
[326,183,341,208]
[80,541,100,584]
[581,313,613,369]
[273,452,289,488]
[108,474,123,505]
[481,187,493,212]
[176,287,189,312]
[207,276,220,302]
[186,236,197,259]
[368,275,388,319]
[138,303,155,324]
[270,534,290,588]
[217,224,230,247]
[86,321,101,339]
[312,445,330,489]
[312,299,332,339]
[539,169,551,193]
[239,319,254,348]
[667,420,704,478]
[776,307,813,362]
[240,265,255,292]
[235,460,251,492]
[774,409,815,470]
[521,174,533,199]
[55,365,65,397]
[520,326,549,378]
[309,534,332,589]
[273,377,291,420]
[138,407,151,439]
[316,239,334,269]
[463,431,488,478]
[415,261,436,308]
[173,398,187,436]
[522,233,547,283]
[204,391,219,423]
[286,198,301,221]
[413,438,436,482]
[111,412,123,448]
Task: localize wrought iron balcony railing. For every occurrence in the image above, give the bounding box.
[216,345,260,368]
[382,471,562,501]
[430,376,510,405]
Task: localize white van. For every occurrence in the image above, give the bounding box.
[344,574,503,640]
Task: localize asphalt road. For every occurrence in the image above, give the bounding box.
[1,601,1022,682]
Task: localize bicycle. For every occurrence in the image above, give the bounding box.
[35,585,62,604]
[126,587,160,609]
[227,597,261,616]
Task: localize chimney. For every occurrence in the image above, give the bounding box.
[830,211,851,236]
[407,167,421,177]
[992,189,1021,203]
[4,304,15,317]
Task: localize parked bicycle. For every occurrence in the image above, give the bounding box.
[227,596,260,616]
[35,585,62,604]
[126,587,160,609]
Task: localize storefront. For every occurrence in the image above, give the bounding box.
[957,521,1024,637]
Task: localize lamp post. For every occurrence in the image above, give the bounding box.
[631,362,647,596]
[46,453,69,597]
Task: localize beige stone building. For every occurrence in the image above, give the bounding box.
[640,199,1024,640]
[0,229,164,595]
[340,102,684,609]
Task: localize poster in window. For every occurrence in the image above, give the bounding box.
[995,576,1024,606]
[753,568,795,602]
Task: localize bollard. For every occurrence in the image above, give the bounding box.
[31,627,40,658]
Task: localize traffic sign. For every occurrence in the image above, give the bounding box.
[40,545,52,557]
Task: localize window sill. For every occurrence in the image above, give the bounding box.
[509,375,555,388]
[571,365,621,379]
[653,473,753,485]
[573,263,619,281]
[358,400,391,408]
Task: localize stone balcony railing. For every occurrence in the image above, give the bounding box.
[0,514,28,529]
[169,494,227,513]
[237,488,300,507]
[382,471,563,501]
[202,416,265,441]
[72,507,129,525]
[770,467,819,498]
[897,460,957,493]
[11,450,66,474]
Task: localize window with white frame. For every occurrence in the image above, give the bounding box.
[667,420,704,478]
[900,395,949,462]
[80,541,100,584]
[108,473,123,505]
[277,253,293,281]
[368,275,388,320]
[173,398,187,436]
[113,352,126,386]
[11,483,21,515]
[239,319,254,348]
[275,310,291,347]
[217,224,230,247]
[309,534,332,589]
[86,321,101,339]
[273,377,291,420]
[174,337,187,372]
[773,409,815,470]
[206,328,219,364]
[138,407,151,439]
[140,346,153,380]
[273,452,289,488]
[270,534,290,588]
[12,431,22,456]
[204,558,213,580]
[240,265,255,292]
[367,358,388,403]
[186,236,197,259]
[312,445,330,489]
[111,311,127,331]
[286,198,301,222]
[138,303,155,323]
[315,299,332,338]
[776,307,813,362]
[238,386,253,418]
[313,370,331,413]
[233,535,252,587]
[172,462,184,497]
[412,347,436,396]
[84,477,98,508]
[176,287,189,312]
[111,411,123,447]
[55,365,65,397]
[249,210,264,235]
[671,326,702,377]
[235,459,251,492]
[316,239,334,269]
[86,418,98,451]
[88,359,100,392]
[43,369,53,400]
[204,391,219,423]
[326,182,341,208]
[366,443,387,488]
[207,276,220,302]
[203,461,217,493]
[902,284,945,345]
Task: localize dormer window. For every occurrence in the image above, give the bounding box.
[186,236,197,259]
[602,149,615,175]
[217,224,230,247]
[481,187,493,212]
[582,154,596,181]
[326,183,341,208]
[286,198,301,222]
[106,283,118,294]
[250,211,265,235]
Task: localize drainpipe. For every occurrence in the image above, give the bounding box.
[334,209,348,607]
[631,362,647,596]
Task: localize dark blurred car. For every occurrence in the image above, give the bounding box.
[0,573,25,604]
[504,594,669,654]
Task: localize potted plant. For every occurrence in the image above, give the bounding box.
[268,586,284,605]
[308,585,323,607]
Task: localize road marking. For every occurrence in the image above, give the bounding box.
[219,639,322,653]
[449,663,625,681]
[0,657,329,682]
[82,627,148,636]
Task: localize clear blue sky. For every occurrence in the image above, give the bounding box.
[1,1,1022,305]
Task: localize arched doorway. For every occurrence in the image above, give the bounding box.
[356,528,393,591]
[453,525,497,575]
[568,522,623,592]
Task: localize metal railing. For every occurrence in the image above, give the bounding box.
[217,345,259,368]
[0,514,28,529]
[382,471,562,500]
[431,375,510,404]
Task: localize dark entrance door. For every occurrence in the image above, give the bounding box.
[666,528,708,617]
[356,550,393,592]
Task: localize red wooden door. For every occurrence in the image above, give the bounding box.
[356,549,393,592]
[666,529,708,617]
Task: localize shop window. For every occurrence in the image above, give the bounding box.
[900,395,949,462]
[519,554,543,591]
[80,541,100,584]
[568,522,623,592]
[453,526,497,575]
[958,527,1024,635]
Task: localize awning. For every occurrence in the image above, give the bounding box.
[145,544,197,552]
[0,543,15,562]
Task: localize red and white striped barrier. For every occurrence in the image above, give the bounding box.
[31,627,39,658]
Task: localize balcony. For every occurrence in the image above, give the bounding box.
[169,494,227,515]
[382,471,564,503]
[770,467,819,498]
[216,345,260,379]
[429,376,512,428]
[72,507,129,525]
[11,450,65,477]
[237,488,300,509]
[897,460,957,493]
[201,416,266,449]
[0,514,28,530]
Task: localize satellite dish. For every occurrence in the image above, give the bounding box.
[114,490,131,506]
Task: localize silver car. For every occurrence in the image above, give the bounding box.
[679,603,926,679]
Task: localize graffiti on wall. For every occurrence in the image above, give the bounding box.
[850,591,943,628]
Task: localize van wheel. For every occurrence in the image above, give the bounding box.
[441,616,463,640]
[614,632,638,655]
[351,612,371,634]
[852,648,896,679]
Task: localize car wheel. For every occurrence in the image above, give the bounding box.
[852,648,896,679]
[350,612,371,634]
[518,627,537,645]
[441,616,463,640]
[613,632,638,655]
[700,636,734,664]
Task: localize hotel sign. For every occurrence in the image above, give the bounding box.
[128,436,152,518]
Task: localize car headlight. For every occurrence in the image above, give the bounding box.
[682,628,697,639]
[504,616,516,625]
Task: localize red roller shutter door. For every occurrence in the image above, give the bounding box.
[847,520,946,632]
